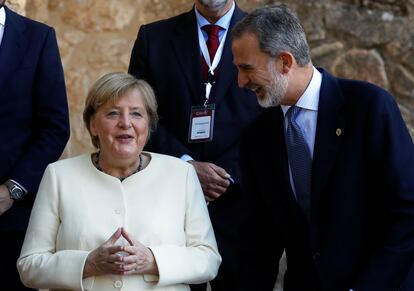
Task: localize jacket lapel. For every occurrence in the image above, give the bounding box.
[256,108,295,215]
[171,8,204,105]
[0,6,26,93]
[210,4,245,106]
[309,69,345,249]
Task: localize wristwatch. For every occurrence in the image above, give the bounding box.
[5,180,25,200]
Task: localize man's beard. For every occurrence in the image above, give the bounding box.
[257,62,289,108]
[0,0,5,9]
[198,0,228,12]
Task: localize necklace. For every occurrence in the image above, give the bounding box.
[93,152,143,181]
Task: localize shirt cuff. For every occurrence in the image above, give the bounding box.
[180,154,194,162]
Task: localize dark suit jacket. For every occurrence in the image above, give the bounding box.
[0,6,69,232]
[239,68,414,291]
[128,4,262,237]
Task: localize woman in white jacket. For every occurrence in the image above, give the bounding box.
[17,72,221,291]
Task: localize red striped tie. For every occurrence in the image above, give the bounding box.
[201,25,221,80]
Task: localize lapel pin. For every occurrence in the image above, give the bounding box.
[336,128,342,136]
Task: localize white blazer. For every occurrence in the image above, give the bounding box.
[17,152,221,291]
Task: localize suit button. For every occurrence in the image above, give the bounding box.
[312,252,320,261]
[114,280,123,288]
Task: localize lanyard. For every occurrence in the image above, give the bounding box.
[197,24,228,103]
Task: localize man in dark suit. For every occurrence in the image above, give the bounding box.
[232,5,414,291]
[128,0,261,290]
[0,2,70,290]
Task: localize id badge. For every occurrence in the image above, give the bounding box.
[188,104,215,143]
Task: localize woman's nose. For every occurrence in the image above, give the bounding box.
[118,113,132,128]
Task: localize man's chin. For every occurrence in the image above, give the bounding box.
[257,95,281,108]
[258,98,274,108]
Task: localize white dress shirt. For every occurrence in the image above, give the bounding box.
[281,66,322,196]
[194,1,235,43]
[0,7,5,47]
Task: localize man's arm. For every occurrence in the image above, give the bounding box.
[8,27,70,195]
[354,92,414,290]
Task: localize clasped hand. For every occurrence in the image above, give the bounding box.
[83,227,158,278]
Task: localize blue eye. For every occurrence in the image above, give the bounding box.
[107,111,119,117]
[131,111,142,117]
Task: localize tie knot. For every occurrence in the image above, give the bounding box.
[286,106,301,122]
[202,24,221,37]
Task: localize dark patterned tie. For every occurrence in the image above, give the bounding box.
[285,106,312,221]
[201,24,221,80]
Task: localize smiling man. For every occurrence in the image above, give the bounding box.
[232,5,414,291]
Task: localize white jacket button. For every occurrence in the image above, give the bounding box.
[114,280,123,288]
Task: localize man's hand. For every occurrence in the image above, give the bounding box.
[0,184,14,216]
[188,161,231,202]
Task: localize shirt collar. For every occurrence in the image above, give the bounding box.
[194,1,235,30]
[0,7,5,27]
[281,66,322,115]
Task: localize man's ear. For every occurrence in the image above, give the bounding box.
[279,52,294,73]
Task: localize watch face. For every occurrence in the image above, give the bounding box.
[10,186,24,200]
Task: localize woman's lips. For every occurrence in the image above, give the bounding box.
[116,134,134,142]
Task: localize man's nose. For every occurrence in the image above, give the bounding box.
[237,71,249,88]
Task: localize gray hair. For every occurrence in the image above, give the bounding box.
[232,4,311,66]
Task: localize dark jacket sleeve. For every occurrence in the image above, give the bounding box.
[10,27,69,195]
[128,24,191,158]
[354,91,414,290]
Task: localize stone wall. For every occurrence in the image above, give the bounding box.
[6,0,413,156]
[4,1,413,290]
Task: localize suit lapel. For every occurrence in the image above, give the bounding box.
[310,69,345,249]
[210,4,245,106]
[256,108,296,214]
[171,9,204,105]
[0,7,26,92]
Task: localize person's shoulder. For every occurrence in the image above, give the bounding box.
[338,77,390,96]
[146,152,192,171]
[321,68,395,106]
[47,153,91,171]
[6,6,53,33]
[140,9,192,32]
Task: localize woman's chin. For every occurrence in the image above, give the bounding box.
[106,148,140,160]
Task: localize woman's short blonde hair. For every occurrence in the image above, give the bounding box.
[83,72,158,148]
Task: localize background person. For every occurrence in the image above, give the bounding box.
[17,72,221,291]
[128,1,262,290]
[232,5,414,291]
[0,1,70,290]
